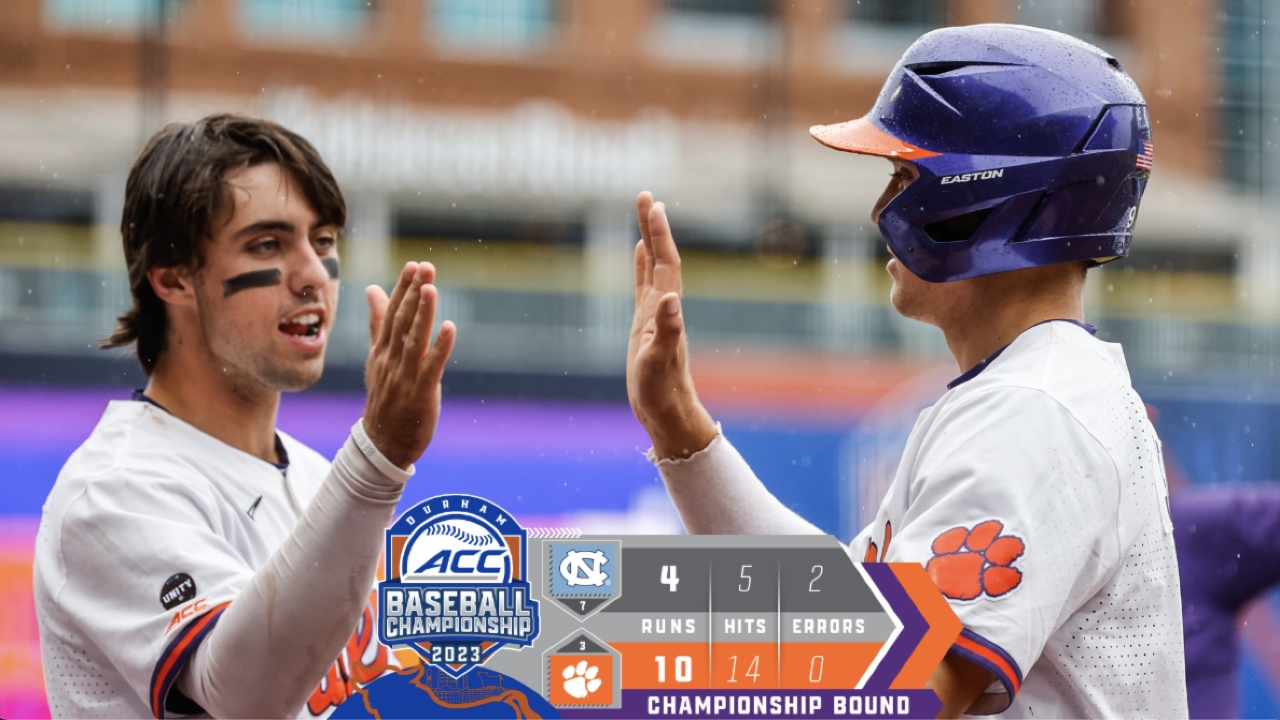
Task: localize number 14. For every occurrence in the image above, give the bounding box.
[726,655,761,683]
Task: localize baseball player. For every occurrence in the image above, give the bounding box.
[1173,484,1280,718]
[34,115,455,718]
[627,25,1186,718]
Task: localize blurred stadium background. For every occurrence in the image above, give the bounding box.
[1,0,1279,716]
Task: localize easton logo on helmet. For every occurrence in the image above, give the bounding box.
[940,169,1004,185]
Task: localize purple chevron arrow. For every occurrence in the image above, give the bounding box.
[861,563,928,690]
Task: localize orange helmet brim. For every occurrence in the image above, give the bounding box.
[809,117,941,160]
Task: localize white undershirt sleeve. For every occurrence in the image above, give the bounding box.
[176,421,408,718]
[650,427,824,536]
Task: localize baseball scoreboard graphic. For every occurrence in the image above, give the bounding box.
[336,495,963,719]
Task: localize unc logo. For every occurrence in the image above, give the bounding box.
[559,550,610,587]
[379,494,539,677]
[549,543,618,601]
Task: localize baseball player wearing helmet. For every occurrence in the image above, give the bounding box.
[34,115,455,718]
[628,25,1186,719]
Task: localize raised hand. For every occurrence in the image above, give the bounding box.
[627,192,718,459]
[361,262,457,470]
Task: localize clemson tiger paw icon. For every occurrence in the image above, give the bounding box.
[562,660,602,699]
[925,520,1025,601]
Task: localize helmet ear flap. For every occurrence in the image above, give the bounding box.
[1019,169,1141,244]
[924,207,996,243]
[884,189,1045,283]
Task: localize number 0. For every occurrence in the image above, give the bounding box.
[656,655,693,683]
[675,656,692,682]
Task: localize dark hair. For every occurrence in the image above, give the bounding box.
[102,113,346,373]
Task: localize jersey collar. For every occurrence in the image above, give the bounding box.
[946,319,1098,390]
[131,389,290,471]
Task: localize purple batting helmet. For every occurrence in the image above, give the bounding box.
[811,24,1152,283]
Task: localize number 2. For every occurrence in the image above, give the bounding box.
[809,565,823,592]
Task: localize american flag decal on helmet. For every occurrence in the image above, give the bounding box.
[1136,140,1154,171]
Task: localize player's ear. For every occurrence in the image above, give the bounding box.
[147,264,196,306]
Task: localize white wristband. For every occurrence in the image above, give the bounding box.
[645,423,724,465]
[351,419,415,483]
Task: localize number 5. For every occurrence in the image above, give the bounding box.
[739,565,752,592]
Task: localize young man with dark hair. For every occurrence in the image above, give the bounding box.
[627,26,1186,719]
[35,113,455,718]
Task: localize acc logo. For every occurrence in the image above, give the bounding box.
[560,550,610,587]
[378,494,539,676]
[165,597,208,634]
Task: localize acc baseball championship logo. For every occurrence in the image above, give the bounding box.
[378,494,540,676]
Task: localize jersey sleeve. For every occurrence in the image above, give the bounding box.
[52,464,253,718]
[879,387,1122,714]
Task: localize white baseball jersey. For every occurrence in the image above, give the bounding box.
[852,321,1187,718]
[34,396,390,719]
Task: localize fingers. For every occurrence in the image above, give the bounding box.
[402,283,437,364]
[636,191,655,287]
[376,262,418,350]
[387,265,429,358]
[365,285,390,346]
[636,191,653,246]
[421,320,457,385]
[653,292,684,350]
[634,240,647,304]
[647,202,683,294]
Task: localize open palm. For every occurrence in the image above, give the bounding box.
[626,192,717,459]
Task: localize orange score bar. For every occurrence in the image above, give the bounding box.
[611,641,884,690]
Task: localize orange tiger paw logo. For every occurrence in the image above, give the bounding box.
[925,520,1025,601]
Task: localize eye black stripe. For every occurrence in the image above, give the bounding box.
[222,269,282,297]
[321,257,340,280]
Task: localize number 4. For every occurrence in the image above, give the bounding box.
[661,565,680,592]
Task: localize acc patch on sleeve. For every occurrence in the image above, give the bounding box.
[925,520,1025,601]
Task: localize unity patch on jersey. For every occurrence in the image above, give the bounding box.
[925,520,1025,602]
[159,573,197,610]
[378,494,540,677]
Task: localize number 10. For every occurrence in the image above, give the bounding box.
[655,655,692,683]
